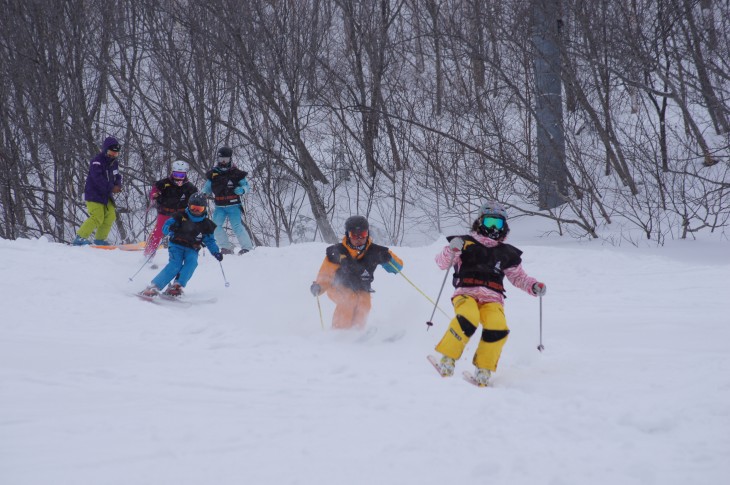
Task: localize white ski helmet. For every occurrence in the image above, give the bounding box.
[474,201,509,240]
[171,160,189,173]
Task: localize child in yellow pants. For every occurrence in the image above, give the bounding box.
[436,295,509,372]
[432,202,546,386]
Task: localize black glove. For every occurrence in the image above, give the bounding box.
[213,252,223,261]
[310,282,322,297]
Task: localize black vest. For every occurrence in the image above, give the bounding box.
[154,178,198,215]
[168,212,217,250]
[449,235,522,296]
[205,167,248,206]
[326,242,392,292]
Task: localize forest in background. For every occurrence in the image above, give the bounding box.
[1,0,728,246]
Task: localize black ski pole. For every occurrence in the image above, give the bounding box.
[128,254,154,282]
[537,295,545,352]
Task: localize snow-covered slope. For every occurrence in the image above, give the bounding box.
[1,235,728,485]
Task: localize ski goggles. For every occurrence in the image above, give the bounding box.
[107,145,121,152]
[481,216,505,230]
[349,229,368,239]
[189,204,206,215]
[172,171,187,179]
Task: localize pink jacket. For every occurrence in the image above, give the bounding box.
[435,231,538,305]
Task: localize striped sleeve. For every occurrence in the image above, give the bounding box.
[504,264,538,296]
[435,246,460,270]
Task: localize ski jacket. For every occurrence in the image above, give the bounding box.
[84,137,122,204]
[150,177,198,215]
[435,231,537,305]
[449,235,522,295]
[315,237,403,293]
[162,208,219,253]
[203,166,248,207]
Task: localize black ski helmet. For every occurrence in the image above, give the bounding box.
[344,215,369,235]
[217,146,233,167]
[188,192,208,216]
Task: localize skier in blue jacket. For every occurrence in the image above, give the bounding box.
[141,193,223,297]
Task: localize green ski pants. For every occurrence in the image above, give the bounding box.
[77,201,116,240]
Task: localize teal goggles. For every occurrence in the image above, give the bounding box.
[481,216,505,230]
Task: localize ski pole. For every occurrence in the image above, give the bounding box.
[316,295,324,330]
[425,253,454,330]
[218,260,230,287]
[128,254,154,282]
[537,295,545,352]
[387,261,450,319]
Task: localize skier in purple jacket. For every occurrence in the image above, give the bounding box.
[72,136,123,245]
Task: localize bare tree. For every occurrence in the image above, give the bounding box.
[1,0,728,246]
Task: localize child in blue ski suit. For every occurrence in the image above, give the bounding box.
[141,193,223,297]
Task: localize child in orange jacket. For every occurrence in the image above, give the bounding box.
[310,216,403,329]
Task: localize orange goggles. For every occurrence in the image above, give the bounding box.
[349,229,368,239]
[189,204,206,214]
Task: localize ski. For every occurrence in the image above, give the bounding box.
[131,292,192,308]
[382,329,406,343]
[118,242,146,251]
[355,326,379,343]
[427,355,452,378]
[462,370,489,388]
[352,327,404,343]
[133,292,161,304]
[90,244,117,250]
[159,294,217,305]
[92,242,146,251]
